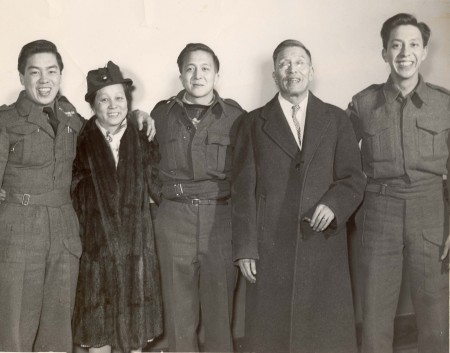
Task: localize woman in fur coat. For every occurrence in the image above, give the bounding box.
[71,61,162,353]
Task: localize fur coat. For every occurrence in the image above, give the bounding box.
[71,117,162,352]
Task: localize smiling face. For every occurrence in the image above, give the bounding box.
[93,84,128,132]
[19,52,61,106]
[179,50,218,105]
[272,46,313,105]
[382,24,428,86]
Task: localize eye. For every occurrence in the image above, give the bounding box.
[391,43,400,49]
[116,96,125,101]
[29,70,39,76]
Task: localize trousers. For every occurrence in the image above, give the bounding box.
[358,183,449,353]
[155,199,237,352]
[0,202,81,352]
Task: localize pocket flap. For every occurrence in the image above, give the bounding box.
[207,131,230,145]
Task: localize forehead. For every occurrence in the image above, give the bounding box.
[183,50,215,66]
[276,46,310,63]
[388,25,423,42]
[25,52,59,69]
[95,84,126,98]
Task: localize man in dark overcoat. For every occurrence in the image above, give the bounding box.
[232,39,366,353]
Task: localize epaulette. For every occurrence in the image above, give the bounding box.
[353,83,384,100]
[0,102,15,112]
[224,98,245,112]
[151,97,178,115]
[425,83,450,96]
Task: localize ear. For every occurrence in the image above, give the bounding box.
[272,71,277,84]
[309,66,314,81]
[19,72,25,86]
[381,48,388,63]
[422,45,429,61]
[213,72,219,86]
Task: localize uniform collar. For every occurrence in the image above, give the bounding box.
[16,90,57,117]
[384,74,427,108]
[168,89,228,116]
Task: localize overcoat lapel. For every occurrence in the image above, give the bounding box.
[261,94,299,160]
[300,93,332,166]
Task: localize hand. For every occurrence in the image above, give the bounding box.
[238,258,257,283]
[131,110,156,141]
[0,188,5,203]
[440,234,450,262]
[310,204,335,232]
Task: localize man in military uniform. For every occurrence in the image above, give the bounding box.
[347,13,450,353]
[151,43,244,352]
[0,40,153,352]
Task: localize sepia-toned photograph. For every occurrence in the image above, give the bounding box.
[0,0,449,352]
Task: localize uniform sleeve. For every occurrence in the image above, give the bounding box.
[346,99,363,142]
[231,113,259,261]
[318,110,366,232]
[0,127,9,187]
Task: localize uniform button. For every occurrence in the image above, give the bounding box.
[169,170,175,175]
[295,163,301,170]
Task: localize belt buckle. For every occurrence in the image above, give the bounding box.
[22,193,30,206]
[379,183,387,195]
[191,198,200,205]
[174,183,184,197]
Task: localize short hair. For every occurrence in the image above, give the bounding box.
[176,43,220,73]
[87,83,133,111]
[18,39,64,74]
[272,39,312,67]
[381,13,431,50]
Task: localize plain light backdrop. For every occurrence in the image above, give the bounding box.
[0,0,448,119]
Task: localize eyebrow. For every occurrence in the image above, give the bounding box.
[26,65,59,71]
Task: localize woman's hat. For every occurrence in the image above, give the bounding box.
[85,61,133,102]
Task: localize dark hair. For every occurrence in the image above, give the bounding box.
[18,39,64,74]
[87,83,133,111]
[381,13,431,50]
[176,43,220,73]
[273,39,312,67]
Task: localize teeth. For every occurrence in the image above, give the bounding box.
[397,61,413,67]
[38,88,51,95]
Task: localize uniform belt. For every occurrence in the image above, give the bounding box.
[5,189,71,207]
[365,181,442,199]
[166,197,229,205]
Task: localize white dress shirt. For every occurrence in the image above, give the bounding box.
[95,118,127,168]
[278,92,309,149]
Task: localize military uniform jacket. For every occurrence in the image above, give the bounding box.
[0,91,84,257]
[348,75,450,242]
[150,90,245,200]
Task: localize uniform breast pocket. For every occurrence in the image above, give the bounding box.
[363,120,395,162]
[206,131,231,172]
[63,127,77,161]
[416,116,450,160]
[8,125,53,166]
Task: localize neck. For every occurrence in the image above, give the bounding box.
[391,73,419,96]
[184,92,214,105]
[280,91,307,106]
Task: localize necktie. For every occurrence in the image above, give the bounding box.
[291,105,302,147]
[43,107,59,134]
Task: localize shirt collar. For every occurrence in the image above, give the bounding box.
[95,117,127,140]
[278,91,309,113]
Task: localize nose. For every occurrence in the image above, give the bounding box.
[38,73,49,83]
[287,62,297,74]
[193,68,202,79]
[400,44,410,56]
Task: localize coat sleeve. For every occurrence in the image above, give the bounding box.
[0,127,8,187]
[231,113,259,261]
[318,109,366,232]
